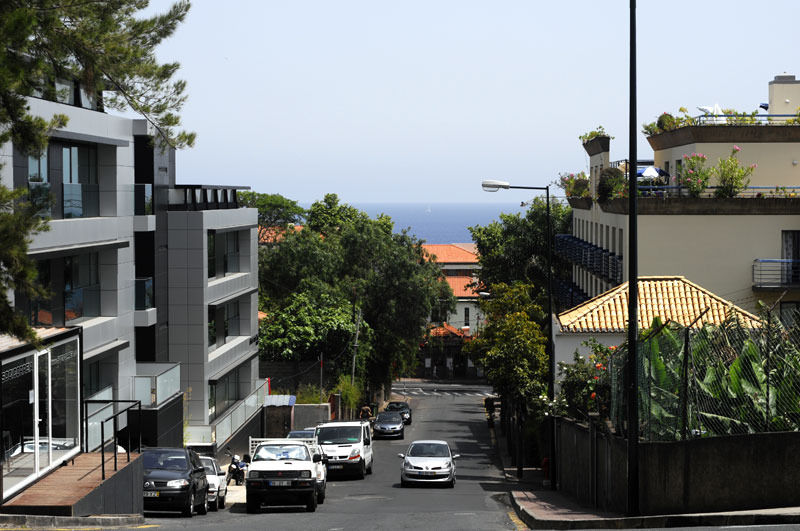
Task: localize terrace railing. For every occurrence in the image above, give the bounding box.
[753,259,800,289]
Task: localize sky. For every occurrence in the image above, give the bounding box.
[142,0,800,204]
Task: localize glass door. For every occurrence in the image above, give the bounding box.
[36,350,51,471]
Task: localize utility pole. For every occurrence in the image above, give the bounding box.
[351,308,362,386]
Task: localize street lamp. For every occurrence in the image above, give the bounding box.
[481,179,555,483]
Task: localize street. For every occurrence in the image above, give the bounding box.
[137,382,523,531]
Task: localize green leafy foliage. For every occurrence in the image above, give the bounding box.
[713,146,756,198]
[597,167,626,202]
[557,172,590,198]
[676,152,712,197]
[557,339,612,420]
[578,126,612,144]
[238,191,306,243]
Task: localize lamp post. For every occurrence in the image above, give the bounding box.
[482,179,555,483]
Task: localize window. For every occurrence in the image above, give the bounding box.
[224,232,239,274]
[64,253,99,322]
[664,160,670,176]
[207,232,216,278]
[464,307,470,329]
[208,309,217,349]
[209,367,240,422]
[62,144,98,218]
[28,150,51,216]
[224,301,240,338]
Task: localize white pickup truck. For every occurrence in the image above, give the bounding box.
[246,437,327,513]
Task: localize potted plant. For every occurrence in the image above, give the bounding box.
[580,126,612,155]
[675,152,711,197]
[713,145,756,198]
[557,172,592,208]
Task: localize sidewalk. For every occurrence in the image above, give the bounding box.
[490,413,800,530]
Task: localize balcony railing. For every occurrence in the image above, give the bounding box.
[753,259,800,289]
[63,183,99,218]
[184,380,267,446]
[28,181,52,217]
[168,185,245,211]
[134,184,153,215]
[133,363,181,407]
[65,283,100,322]
[135,277,154,310]
[555,234,623,284]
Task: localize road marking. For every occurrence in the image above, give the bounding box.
[508,510,527,530]
[454,512,476,516]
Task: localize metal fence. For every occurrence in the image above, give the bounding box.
[609,310,800,442]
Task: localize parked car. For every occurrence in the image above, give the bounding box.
[287,429,315,439]
[142,447,209,517]
[398,440,459,488]
[199,455,227,511]
[385,401,412,424]
[249,436,327,504]
[373,412,404,439]
[315,420,374,478]
[246,441,323,513]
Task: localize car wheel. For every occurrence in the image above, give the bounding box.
[448,477,455,488]
[209,495,219,512]
[357,459,366,479]
[399,430,404,440]
[367,458,373,475]
[218,495,226,509]
[197,489,208,515]
[317,483,326,504]
[401,477,409,488]
[306,491,318,512]
[182,490,194,517]
[246,495,260,514]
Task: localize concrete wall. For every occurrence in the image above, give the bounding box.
[73,455,143,517]
[293,404,330,430]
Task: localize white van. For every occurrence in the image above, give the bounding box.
[314,420,373,479]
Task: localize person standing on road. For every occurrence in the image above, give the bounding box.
[359,405,372,420]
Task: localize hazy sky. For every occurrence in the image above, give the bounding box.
[144,0,800,204]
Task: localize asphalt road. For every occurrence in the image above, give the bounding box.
[136,381,523,531]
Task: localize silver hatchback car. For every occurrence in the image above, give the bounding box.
[398,440,459,488]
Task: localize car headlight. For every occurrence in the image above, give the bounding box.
[403,459,413,469]
[166,479,189,488]
[348,448,361,460]
[442,461,452,469]
[300,470,311,478]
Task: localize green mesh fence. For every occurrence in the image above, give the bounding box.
[610,312,800,441]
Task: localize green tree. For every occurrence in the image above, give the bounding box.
[1,0,195,153]
[238,191,306,243]
[470,197,571,303]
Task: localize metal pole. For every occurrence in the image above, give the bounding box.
[626,0,640,516]
[766,310,771,432]
[113,415,118,471]
[100,421,105,480]
[545,185,557,489]
[681,326,689,441]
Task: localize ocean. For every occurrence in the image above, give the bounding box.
[352,202,528,244]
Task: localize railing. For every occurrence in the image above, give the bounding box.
[168,185,244,211]
[28,181,52,217]
[134,183,153,215]
[634,185,800,199]
[63,183,99,218]
[753,259,800,288]
[135,277,154,310]
[185,380,267,446]
[65,283,100,322]
[554,234,622,284]
[82,397,142,480]
[694,113,798,126]
[133,363,180,407]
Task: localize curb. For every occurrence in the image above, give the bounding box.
[0,513,144,528]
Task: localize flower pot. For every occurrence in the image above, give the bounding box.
[567,197,593,210]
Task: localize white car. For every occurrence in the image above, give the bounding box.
[315,420,374,479]
[245,441,323,513]
[249,437,326,504]
[398,440,459,488]
[199,456,227,510]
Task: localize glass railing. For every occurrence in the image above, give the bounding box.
[134,184,153,215]
[133,363,180,407]
[63,183,99,218]
[64,283,100,322]
[28,181,52,217]
[85,386,114,452]
[210,380,267,446]
[135,277,154,310]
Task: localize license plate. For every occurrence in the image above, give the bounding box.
[329,464,343,470]
[419,471,435,476]
[143,491,159,497]
[269,480,291,487]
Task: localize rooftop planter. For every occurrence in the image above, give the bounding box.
[582,135,610,156]
[566,197,593,210]
[599,196,800,215]
[647,125,800,151]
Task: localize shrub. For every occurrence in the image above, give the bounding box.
[676,152,712,197]
[597,167,626,202]
[642,107,693,136]
[557,171,590,198]
[713,145,756,198]
[579,126,612,144]
[557,339,613,420]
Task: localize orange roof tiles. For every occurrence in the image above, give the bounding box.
[445,275,478,298]
[422,244,478,264]
[558,276,761,333]
[428,322,467,338]
[0,326,74,353]
[259,224,303,244]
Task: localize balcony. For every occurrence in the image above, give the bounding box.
[135,277,154,310]
[753,259,800,289]
[555,234,622,284]
[63,183,99,218]
[28,181,52,217]
[65,283,100,323]
[134,184,153,215]
[133,363,181,408]
[184,380,267,447]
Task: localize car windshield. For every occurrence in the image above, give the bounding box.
[143,450,188,470]
[199,457,216,475]
[376,412,402,422]
[287,430,314,439]
[253,444,309,461]
[408,443,450,458]
[316,426,362,445]
[386,402,408,411]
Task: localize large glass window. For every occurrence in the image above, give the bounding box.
[28,151,51,217]
[62,145,98,218]
[224,232,239,274]
[224,301,240,338]
[208,309,217,350]
[30,261,53,327]
[64,253,99,322]
[209,368,240,423]
[207,232,216,278]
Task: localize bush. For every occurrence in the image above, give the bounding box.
[333,374,361,411]
[597,167,626,202]
[557,172,591,198]
[676,152,712,197]
[579,125,612,144]
[713,145,756,198]
[557,340,613,420]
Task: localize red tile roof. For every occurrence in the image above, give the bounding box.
[422,244,478,264]
[259,224,303,244]
[428,322,467,338]
[445,275,478,298]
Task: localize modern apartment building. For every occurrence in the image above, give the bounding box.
[0,80,260,500]
[556,74,800,318]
